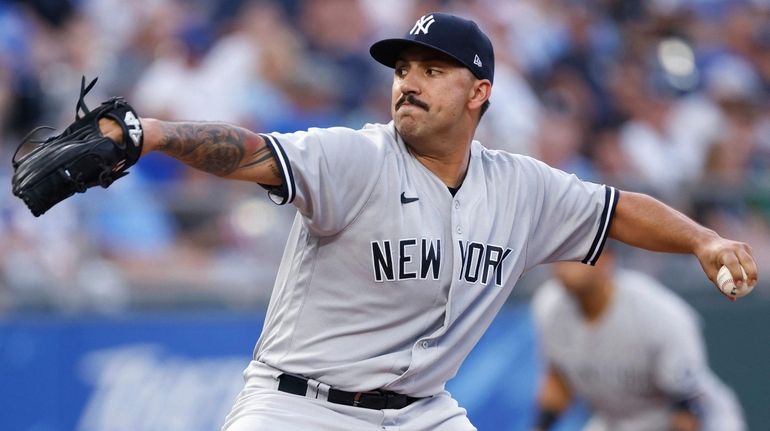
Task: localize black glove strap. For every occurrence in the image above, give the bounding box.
[76,76,99,120]
[102,100,144,165]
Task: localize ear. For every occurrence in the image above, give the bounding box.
[468,79,492,111]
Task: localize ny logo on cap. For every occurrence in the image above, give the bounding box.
[410,14,435,35]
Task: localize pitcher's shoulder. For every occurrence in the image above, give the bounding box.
[476,144,550,174]
[295,122,397,154]
[356,122,402,150]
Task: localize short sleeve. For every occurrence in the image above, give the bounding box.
[521,158,618,269]
[260,126,387,236]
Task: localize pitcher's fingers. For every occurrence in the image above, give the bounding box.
[737,248,758,287]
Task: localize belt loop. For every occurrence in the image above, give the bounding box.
[316,381,330,401]
[305,378,320,398]
[305,378,331,401]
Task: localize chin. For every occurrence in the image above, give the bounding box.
[395,124,421,143]
[394,116,424,141]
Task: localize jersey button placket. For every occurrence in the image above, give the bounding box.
[454,200,462,235]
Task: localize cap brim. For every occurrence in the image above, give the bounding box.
[369,38,467,70]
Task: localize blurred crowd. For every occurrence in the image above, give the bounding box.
[1,0,769,312]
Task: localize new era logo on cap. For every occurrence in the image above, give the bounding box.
[369,12,495,84]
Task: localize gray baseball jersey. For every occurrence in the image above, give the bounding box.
[251,121,617,398]
[532,269,745,431]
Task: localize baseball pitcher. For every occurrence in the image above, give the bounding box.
[11,12,758,431]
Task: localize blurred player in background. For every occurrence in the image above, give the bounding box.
[531,245,746,431]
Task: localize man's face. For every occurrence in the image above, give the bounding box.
[391,45,476,141]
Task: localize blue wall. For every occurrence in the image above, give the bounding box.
[0,307,611,431]
[5,303,763,430]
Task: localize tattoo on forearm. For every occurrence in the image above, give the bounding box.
[242,147,282,179]
[241,147,273,168]
[157,122,275,178]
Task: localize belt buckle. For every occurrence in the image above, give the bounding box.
[352,390,383,408]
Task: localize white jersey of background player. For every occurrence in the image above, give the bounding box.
[532,248,746,431]
[98,12,758,431]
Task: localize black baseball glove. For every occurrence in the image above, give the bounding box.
[11,77,143,216]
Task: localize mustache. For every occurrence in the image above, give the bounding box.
[396,94,429,111]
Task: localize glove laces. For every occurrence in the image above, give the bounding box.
[12,76,99,169]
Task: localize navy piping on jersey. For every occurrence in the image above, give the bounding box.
[582,186,619,266]
[258,134,296,205]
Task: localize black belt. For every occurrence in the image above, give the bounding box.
[277,373,423,410]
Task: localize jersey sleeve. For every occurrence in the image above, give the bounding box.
[520,157,618,269]
[259,127,386,236]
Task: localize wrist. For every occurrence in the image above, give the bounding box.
[691,228,720,256]
[139,117,162,154]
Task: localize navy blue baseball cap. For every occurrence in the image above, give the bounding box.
[370,12,495,83]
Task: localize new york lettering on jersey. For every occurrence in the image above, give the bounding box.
[370,239,512,286]
[370,238,442,282]
[457,240,512,286]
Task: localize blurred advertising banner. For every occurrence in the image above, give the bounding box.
[0,312,261,431]
[0,308,587,431]
[77,345,244,431]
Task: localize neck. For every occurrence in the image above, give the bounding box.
[407,141,471,187]
[400,123,476,187]
[576,277,614,322]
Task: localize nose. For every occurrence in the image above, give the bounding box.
[397,70,421,96]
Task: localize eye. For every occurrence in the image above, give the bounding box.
[426,68,441,76]
[395,66,407,77]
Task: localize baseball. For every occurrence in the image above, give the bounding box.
[716,265,754,298]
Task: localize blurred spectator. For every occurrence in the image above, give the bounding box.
[298,0,379,112]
